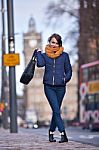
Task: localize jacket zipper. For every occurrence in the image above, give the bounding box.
[64,72,66,83]
[53,59,55,85]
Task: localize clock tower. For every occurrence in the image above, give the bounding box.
[23,17,42,65]
[23,17,51,123]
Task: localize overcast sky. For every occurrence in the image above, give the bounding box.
[0,0,58,95]
[0,0,77,96]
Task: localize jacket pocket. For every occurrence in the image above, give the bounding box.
[55,75,65,84]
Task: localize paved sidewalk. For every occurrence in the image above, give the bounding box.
[0,128,99,150]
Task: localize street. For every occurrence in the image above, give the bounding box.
[0,126,99,150]
[20,126,99,147]
[66,126,99,147]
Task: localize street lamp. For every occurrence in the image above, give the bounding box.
[1,0,9,129]
[6,0,18,133]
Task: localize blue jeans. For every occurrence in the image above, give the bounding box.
[44,84,66,132]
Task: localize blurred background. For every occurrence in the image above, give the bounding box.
[0,0,99,131]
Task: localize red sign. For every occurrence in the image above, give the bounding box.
[0,102,5,112]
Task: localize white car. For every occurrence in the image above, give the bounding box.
[23,120,38,129]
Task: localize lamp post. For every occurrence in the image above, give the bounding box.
[6,0,18,133]
[1,0,9,129]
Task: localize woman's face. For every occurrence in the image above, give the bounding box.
[49,37,59,48]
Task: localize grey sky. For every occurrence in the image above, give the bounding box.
[0,0,61,95]
[0,0,75,95]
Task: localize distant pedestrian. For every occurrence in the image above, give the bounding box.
[36,33,72,143]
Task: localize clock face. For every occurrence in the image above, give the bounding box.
[29,39,37,47]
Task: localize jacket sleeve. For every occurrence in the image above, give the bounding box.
[64,53,72,83]
[36,51,45,67]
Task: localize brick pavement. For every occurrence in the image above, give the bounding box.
[0,128,99,150]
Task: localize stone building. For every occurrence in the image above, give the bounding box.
[62,62,78,122]
[23,17,51,124]
[78,0,99,65]
[77,0,99,121]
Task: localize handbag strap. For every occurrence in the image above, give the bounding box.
[32,48,38,61]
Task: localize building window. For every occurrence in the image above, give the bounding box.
[93,0,96,7]
[89,66,95,81]
[96,94,99,109]
[95,65,99,80]
[82,68,88,82]
[87,94,95,110]
[84,0,87,8]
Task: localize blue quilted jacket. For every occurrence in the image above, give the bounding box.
[36,51,72,86]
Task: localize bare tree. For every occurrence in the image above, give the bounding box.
[45,0,80,58]
[45,0,99,63]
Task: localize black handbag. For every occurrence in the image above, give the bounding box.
[20,49,37,85]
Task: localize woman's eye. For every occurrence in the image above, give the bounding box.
[51,41,58,44]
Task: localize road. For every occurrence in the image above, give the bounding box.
[20,126,99,147]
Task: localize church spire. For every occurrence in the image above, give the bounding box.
[28,16,36,32]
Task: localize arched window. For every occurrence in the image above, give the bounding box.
[92,0,96,7]
[84,0,88,8]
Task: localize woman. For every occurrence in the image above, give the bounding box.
[36,33,72,143]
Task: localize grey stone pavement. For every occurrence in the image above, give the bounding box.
[0,128,99,150]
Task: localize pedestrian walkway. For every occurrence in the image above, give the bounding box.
[0,128,99,150]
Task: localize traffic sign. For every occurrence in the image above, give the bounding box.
[3,53,20,66]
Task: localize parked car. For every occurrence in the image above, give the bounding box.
[23,120,38,129]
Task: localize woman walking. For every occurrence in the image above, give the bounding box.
[36,33,72,143]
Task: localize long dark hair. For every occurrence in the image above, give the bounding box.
[48,33,62,47]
